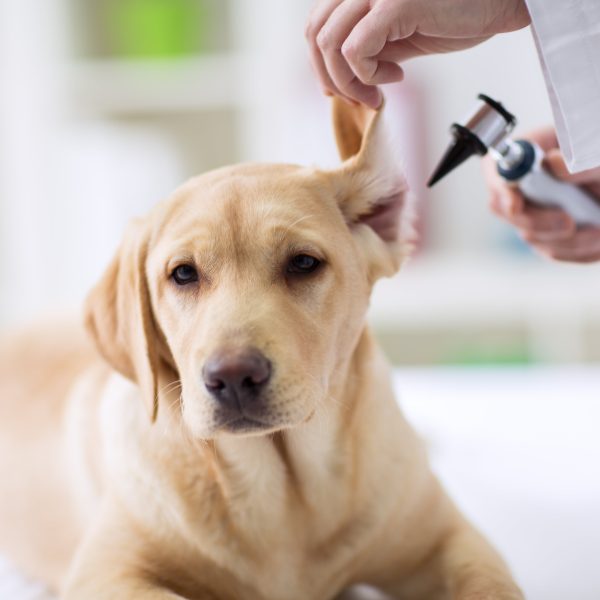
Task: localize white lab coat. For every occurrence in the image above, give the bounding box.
[526,0,600,173]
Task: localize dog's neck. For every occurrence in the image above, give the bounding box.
[133,326,402,595]
[208,327,386,539]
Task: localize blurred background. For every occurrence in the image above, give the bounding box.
[2,0,600,364]
[1,1,600,599]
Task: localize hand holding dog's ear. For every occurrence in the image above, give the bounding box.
[306,0,530,108]
[331,97,416,279]
[84,219,160,420]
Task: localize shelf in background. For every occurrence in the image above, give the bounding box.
[68,54,252,115]
[368,254,600,328]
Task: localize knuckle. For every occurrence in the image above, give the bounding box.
[341,40,357,61]
[343,47,372,82]
[304,20,317,41]
[316,28,335,51]
[359,70,375,85]
[356,72,373,85]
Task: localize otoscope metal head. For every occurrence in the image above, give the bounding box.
[427,94,517,187]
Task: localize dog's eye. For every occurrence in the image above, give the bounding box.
[287,254,321,274]
[171,264,199,285]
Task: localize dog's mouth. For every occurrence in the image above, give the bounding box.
[226,416,269,431]
[203,388,316,437]
[218,414,277,435]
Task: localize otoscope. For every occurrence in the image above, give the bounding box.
[428,94,600,227]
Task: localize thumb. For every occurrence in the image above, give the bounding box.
[545,148,600,187]
[544,149,570,181]
[376,39,426,63]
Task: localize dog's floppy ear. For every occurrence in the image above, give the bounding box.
[84,218,159,421]
[331,97,415,281]
[332,99,373,161]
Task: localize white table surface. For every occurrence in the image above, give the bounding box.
[395,366,600,600]
[2,366,599,599]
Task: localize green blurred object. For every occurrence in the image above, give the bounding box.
[107,0,211,58]
[444,345,534,366]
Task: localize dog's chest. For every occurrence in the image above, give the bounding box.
[182,436,394,599]
[214,500,382,600]
[107,383,407,599]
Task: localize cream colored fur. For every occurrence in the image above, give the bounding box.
[0,100,523,599]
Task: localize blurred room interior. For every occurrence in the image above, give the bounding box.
[1,1,600,599]
[2,0,600,364]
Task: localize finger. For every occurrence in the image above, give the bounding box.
[354,60,404,85]
[512,205,576,241]
[342,6,408,85]
[316,0,368,53]
[342,36,405,86]
[519,126,600,189]
[485,155,525,219]
[489,183,576,242]
[306,0,353,99]
[545,149,600,188]
[375,39,428,63]
[488,185,526,220]
[305,0,344,42]
[532,228,600,263]
[317,0,382,106]
[379,32,491,58]
[322,49,383,107]
[308,35,351,99]
[522,126,558,153]
[484,151,579,239]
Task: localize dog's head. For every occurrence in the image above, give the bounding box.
[85,100,415,438]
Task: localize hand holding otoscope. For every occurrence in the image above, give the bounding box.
[429,95,600,263]
[485,127,600,263]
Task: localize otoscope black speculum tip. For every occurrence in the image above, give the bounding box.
[427,124,488,187]
[427,94,517,188]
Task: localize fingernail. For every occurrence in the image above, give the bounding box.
[545,150,569,179]
[370,89,383,109]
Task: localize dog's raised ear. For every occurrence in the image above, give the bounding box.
[331,97,415,281]
[84,218,160,422]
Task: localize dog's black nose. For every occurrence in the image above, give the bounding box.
[203,349,271,409]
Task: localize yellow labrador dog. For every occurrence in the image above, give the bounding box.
[0,100,523,600]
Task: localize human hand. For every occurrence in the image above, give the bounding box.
[485,127,600,263]
[306,0,530,108]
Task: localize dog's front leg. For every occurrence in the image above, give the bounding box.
[63,551,221,600]
[380,518,524,600]
[434,522,524,599]
[63,545,196,600]
[395,521,524,600]
[63,577,190,600]
[61,505,219,600]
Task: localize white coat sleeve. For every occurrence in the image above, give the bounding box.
[525,0,600,173]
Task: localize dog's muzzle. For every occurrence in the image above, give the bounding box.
[202,348,273,431]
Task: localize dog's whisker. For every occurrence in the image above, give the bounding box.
[160,379,183,397]
[161,379,181,393]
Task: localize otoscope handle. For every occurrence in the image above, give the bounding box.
[501,140,600,227]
